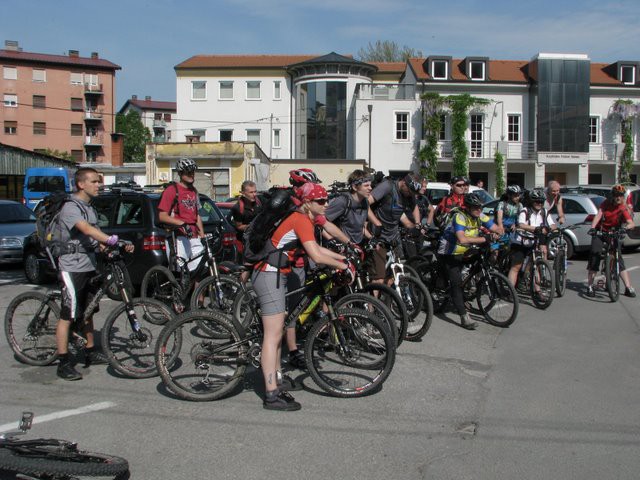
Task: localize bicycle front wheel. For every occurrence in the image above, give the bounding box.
[305,308,395,398]
[0,441,129,478]
[190,275,243,338]
[530,259,554,310]
[141,265,180,311]
[335,293,397,347]
[476,271,519,328]
[4,291,59,366]
[360,283,408,347]
[396,275,433,341]
[155,310,247,401]
[102,298,178,379]
[554,249,567,297]
[605,253,621,302]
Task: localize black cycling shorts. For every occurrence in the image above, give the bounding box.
[60,270,100,322]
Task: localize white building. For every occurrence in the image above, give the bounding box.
[119,95,176,143]
[174,51,640,190]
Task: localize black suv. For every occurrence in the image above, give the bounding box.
[23,187,239,286]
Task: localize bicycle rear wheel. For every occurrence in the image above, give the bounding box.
[155,310,247,401]
[141,265,181,311]
[530,259,554,310]
[0,441,129,477]
[360,283,408,347]
[605,253,620,302]
[4,291,59,366]
[190,275,243,338]
[231,286,258,330]
[554,249,567,297]
[396,275,433,341]
[102,298,178,379]
[413,260,449,314]
[476,271,519,328]
[305,308,395,398]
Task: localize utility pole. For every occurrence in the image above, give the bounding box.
[269,113,274,159]
[368,104,373,170]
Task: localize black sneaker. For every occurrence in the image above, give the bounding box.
[278,373,303,392]
[460,314,478,330]
[288,350,307,370]
[84,349,109,366]
[586,286,596,298]
[263,390,301,411]
[624,287,636,298]
[57,361,82,381]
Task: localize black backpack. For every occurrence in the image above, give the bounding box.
[242,188,298,267]
[35,192,88,261]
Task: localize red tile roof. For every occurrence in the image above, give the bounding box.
[0,49,120,70]
[128,99,176,111]
[371,62,406,73]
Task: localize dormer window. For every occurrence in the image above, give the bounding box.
[621,65,636,85]
[432,60,448,80]
[469,61,485,81]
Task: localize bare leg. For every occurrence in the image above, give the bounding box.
[55,319,71,355]
[620,270,632,290]
[261,313,285,393]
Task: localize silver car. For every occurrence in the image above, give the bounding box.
[482,193,605,258]
[0,200,37,263]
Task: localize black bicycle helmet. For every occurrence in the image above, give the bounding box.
[506,185,523,195]
[450,175,468,185]
[464,192,483,208]
[403,174,422,193]
[528,189,546,203]
[176,157,197,174]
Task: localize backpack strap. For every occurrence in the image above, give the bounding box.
[167,182,180,217]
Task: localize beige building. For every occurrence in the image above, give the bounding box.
[0,40,120,164]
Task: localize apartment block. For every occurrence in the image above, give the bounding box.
[175,51,640,189]
[0,40,120,164]
[119,95,176,143]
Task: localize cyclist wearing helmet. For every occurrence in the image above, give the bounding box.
[586,184,636,298]
[434,176,468,227]
[544,180,565,224]
[251,182,353,411]
[437,192,501,330]
[508,188,556,287]
[496,185,523,233]
[367,173,422,282]
[158,157,205,271]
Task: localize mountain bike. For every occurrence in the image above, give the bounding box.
[140,223,241,314]
[0,411,129,479]
[547,225,574,297]
[589,227,627,302]
[418,238,519,327]
[155,268,396,400]
[5,242,175,378]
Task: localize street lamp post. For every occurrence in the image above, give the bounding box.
[368,104,373,170]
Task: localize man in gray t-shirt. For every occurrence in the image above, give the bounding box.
[55,168,134,381]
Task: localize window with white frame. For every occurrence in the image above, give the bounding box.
[621,65,636,85]
[191,129,205,141]
[246,129,260,146]
[246,81,261,100]
[84,74,98,86]
[273,129,281,148]
[192,81,206,100]
[431,60,448,80]
[470,114,483,157]
[273,81,281,100]
[3,94,18,107]
[395,112,410,141]
[219,81,233,100]
[439,114,447,141]
[589,116,599,144]
[508,114,521,142]
[32,68,46,82]
[469,61,485,81]
[70,72,83,85]
[3,67,17,80]
[219,130,233,141]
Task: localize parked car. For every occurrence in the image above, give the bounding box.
[0,200,36,264]
[23,187,238,285]
[560,184,640,248]
[215,201,244,255]
[425,182,494,206]
[23,167,75,210]
[481,193,605,258]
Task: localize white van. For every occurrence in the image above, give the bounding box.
[425,182,494,206]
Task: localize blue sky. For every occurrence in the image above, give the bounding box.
[6,0,640,108]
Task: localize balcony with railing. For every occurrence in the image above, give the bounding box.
[84,83,103,95]
[357,83,416,101]
[153,119,167,128]
[153,135,167,143]
[84,109,103,121]
[84,134,104,147]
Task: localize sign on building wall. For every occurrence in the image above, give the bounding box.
[537,152,589,164]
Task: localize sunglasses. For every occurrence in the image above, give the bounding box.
[454,183,467,188]
[312,198,328,205]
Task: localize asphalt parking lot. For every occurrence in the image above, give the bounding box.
[1,251,639,480]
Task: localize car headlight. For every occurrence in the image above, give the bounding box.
[0,237,23,248]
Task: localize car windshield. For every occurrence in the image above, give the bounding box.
[199,198,224,224]
[0,204,37,223]
[473,189,494,204]
[590,196,606,208]
[27,176,66,193]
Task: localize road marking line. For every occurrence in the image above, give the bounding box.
[0,401,116,433]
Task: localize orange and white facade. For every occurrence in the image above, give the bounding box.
[0,40,120,164]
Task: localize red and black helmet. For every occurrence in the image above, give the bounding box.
[289,168,321,186]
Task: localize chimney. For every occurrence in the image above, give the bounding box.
[4,40,21,52]
[111,133,125,167]
[69,49,79,57]
[91,52,99,59]
[145,96,151,101]
[132,95,137,100]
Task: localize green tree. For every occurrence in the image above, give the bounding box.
[357,40,423,62]
[612,99,637,183]
[419,92,446,181]
[494,151,506,196]
[115,110,151,163]
[41,148,73,161]
[446,94,490,176]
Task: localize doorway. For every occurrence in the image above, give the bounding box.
[545,172,567,186]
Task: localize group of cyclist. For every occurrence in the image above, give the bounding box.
[51,157,637,412]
